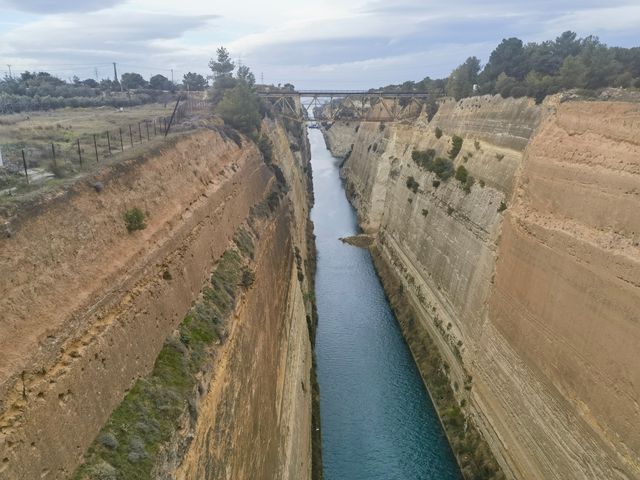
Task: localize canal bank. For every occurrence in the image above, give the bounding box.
[310,127,460,480]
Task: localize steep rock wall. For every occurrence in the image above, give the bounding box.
[325,96,640,479]
[0,122,316,479]
[172,119,318,480]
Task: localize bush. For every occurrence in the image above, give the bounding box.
[432,180,441,188]
[258,135,273,163]
[455,165,469,183]
[431,157,454,181]
[241,268,255,288]
[435,126,443,139]
[123,208,146,233]
[447,206,454,215]
[495,153,504,161]
[216,82,261,138]
[462,175,475,194]
[412,149,436,170]
[422,209,429,216]
[406,176,419,193]
[474,140,480,150]
[449,135,463,160]
[498,201,507,213]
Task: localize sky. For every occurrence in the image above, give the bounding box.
[0,0,639,89]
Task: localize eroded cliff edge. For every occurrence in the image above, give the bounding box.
[0,118,319,479]
[324,96,640,480]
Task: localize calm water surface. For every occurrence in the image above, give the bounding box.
[310,128,460,480]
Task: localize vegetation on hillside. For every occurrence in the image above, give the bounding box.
[0,69,208,114]
[379,31,640,103]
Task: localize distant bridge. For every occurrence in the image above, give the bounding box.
[256,89,440,122]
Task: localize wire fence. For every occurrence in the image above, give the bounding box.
[0,97,209,186]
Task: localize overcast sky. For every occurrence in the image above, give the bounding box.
[0,0,638,88]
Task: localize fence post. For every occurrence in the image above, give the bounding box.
[119,128,124,151]
[129,125,134,147]
[107,131,112,155]
[93,134,99,162]
[21,149,28,184]
[146,121,150,141]
[51,143,56,167]
[153,119,157,136]
[138,122,142,143]
[165,96,182,137]
[77,139,82,167]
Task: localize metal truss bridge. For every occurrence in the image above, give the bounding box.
[256,89,439,122]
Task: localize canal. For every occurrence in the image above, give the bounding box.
[310,127,460,480]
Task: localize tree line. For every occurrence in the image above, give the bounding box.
[378,31,640,103]
[0,70,209,113]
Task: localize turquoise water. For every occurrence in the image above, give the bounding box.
[310,128,460,480]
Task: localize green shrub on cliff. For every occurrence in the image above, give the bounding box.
[463,176,475,194]
[455,165,468,183]
[431,157,454,181]
[435,126,443,139]
[406,176,419,193]
[448,135,463,160]
[123,208,146,233]
[412,149,436,170]
[258,134,273,163]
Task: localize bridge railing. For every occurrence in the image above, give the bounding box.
[256,89,440,97]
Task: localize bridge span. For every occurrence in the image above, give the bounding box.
[256,89,440,122]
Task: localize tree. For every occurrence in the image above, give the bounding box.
[559,56,587,88]
[99,78,116,91]
[120,72,148,90]
[481,37,527,83]
[554,31,582,59]
[82,78,99,88]
[215,82,261,137]
[182,72,208,90]
[209,47,235,79]
[495,72,518,97]
[149,74,172,90]
[237,65,255,87]
[579,39,621,89]
[446,57,480,100]
[525,40,562,76]
[525,72,560,103]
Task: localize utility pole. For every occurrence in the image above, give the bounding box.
[171,69,174,85]
[6,65,12,78]
[261,72,264,84]
[113,62,123,91]
[95,67,99,80]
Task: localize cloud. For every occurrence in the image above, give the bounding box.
[0,0,126,14]
[0,0,638,88]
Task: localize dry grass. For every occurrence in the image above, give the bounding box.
[0,103,213,208]
[0,103,172,145]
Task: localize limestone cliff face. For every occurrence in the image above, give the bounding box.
[325,96,640,480]
[0,122,316,479]
[171,119,318,480]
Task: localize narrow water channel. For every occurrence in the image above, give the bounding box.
[310,128,460,480]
